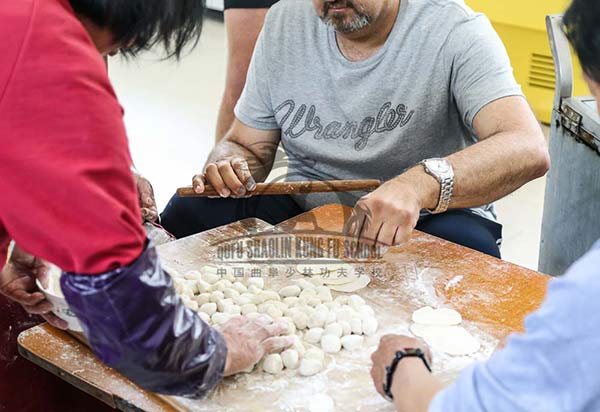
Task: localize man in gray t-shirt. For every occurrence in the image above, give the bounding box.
[162,0,549,258]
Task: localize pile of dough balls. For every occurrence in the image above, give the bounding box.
[172,267,379,377]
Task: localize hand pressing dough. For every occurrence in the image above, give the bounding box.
[281,349,299,369]
[340,335,364,351]
[420,325,480,356]
[262,354,284,374]
[305,328,324,344]
[412,306,462,326]
[328,275,371,293]
[321,334,342,353]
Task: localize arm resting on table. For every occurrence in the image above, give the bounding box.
[61,242,227,398]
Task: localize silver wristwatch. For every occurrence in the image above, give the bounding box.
[420,158,454,214]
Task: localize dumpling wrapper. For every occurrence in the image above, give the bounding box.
[419,325,481,356]
[411,306,462,326]
[296,263,359,285]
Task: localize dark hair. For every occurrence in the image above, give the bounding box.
[563,0,600,83]
[69,0,205,59]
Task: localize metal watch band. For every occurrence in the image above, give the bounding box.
[430,174,454,214]
[383,348,432,402]
[420,159,454,214]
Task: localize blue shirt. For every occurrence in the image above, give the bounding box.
[430,240,600,412]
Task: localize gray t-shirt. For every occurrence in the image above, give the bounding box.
[235,0,522,220]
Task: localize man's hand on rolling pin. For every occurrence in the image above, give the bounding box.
[371,335,442,412]
[216,315,294,375]
[344,171,439,247]
[133,171,159,223]
[192,157,257,198]
[0,245,68,329]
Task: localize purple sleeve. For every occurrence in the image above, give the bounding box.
[60,241,227,398]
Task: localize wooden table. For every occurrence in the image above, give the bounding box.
[18,204,550,411]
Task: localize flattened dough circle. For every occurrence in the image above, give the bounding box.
[411,306,462,326]
[328,275,371,293]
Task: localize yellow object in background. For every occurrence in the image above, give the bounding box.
[466,0,590,123]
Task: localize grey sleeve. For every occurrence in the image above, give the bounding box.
[445,14,523,129]
[234,18,279,130]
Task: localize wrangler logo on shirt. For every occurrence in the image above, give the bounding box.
[275,100,415,151]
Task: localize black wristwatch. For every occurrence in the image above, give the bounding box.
[383,348,432,401]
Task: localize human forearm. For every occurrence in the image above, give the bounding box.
[61,243,227,397]
[391,359,444,412]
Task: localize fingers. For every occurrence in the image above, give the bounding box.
[192,174,206,194]
[343,208,366,240]
[141,207,159,223]
[231,158,257,192]
[1,277,46,306]
[204,163,230,197]
[42,313,69,330]
[262,335,295,354]
[23,299,54,315]
[219,159,247,197]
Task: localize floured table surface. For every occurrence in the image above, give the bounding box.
[18,204,550,412]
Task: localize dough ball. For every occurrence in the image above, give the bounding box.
[279,285,302,298]
[223,288,240,299]
[247,284,263,295]
[325,311,337,325]
[201,272,220,285]
[412,306,462,326]
[334,295,350,305]
[299,288,318,299]
[298,357,323,377]
[338,320,352,336]
[233,295,253,306]
[280,316,297,335]
[216,298,234,312]
[350,318,363,335]
[193,293,211,306]
[294,278,316,291]
[247,277,265,289]
[323,323,343,338]
[232,282,247,293]
[304,328,324,344]
[262,354,284,375]
[356,305,375,319]
[304,347,325,362]
[292,311,309,330]
[211,312,234,325]
[224,304,241,315]
[196,279,212,294]
[199,302,217,316]
[316,286,333,302]
[362,317,378,336]
[241,303,258,315]
[283,296,300,306]
[245,312,262,321]
[340,335,364,351]
[306,297,322,307]
[281,349,299,369]
[321,334,342,353]
[183,270,203,281]
[183,298,198,311]
[214,279,233,291]
[348,295,365,308]
[307,311,327,329]
[261,290,282,302]
[334,307,355,323]
[209,291,225,303]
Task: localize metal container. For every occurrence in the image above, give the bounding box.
[539,15,600,276]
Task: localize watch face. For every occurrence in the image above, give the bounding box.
[428,159,450,174]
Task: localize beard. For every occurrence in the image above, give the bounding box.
[320,1,373,33]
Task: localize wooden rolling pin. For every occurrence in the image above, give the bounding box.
[177,179,382,197]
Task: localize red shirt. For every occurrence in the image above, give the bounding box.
[0,0,146,410]
[0,0,146,273]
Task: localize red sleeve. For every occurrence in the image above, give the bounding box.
[0,0,145,274]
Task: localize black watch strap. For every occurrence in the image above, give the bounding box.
[383,348,432,401]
